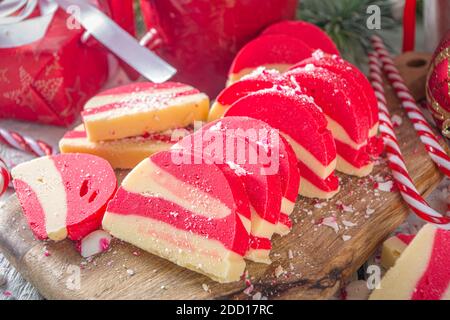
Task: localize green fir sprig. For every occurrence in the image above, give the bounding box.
[298,0,400,65]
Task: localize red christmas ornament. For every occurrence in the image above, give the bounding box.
[426,29,450,138]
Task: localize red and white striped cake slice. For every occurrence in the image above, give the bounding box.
[227,34,313,85]
[81,82,209,142]
[208,68,282,122]
[285,66,372,177]
[381,233,415,269]
[12,154,117,241]
[261,20,340,56]
[370,224,450,300]
[291,52,382,156]
[59,124,191,169]
[174,123,283,263]
[201,116,299,230]
[103,150,251,283]
[224,89,339,199]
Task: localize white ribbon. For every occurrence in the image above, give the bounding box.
[0,0,176,83]
[0,0,57,47]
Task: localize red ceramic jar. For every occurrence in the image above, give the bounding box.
[140,0,297,97]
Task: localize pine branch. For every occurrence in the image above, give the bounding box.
[298,0,400,66]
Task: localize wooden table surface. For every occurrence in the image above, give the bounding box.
[1,52,448,300]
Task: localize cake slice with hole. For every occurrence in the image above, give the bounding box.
[12,154,117,241]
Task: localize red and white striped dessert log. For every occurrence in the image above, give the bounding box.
[103,150,251,283]
[225,89,339,199]
[174,121,283,263]
[370,224,450,300]
[290,52,383,157]
[12,154,117,241]
[59,125,191,169]
[208,68,282,122]
[227,34,313,85]
[286,65,373,177]
[261,20,340,56]
[201,117,298,237]
[81,82,209,142]
[381,233,415,269]
[370,35,450,177]
[201,116,300,226]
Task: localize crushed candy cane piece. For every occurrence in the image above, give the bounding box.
[274,265,285,278]
[243,284,254,295]
[343,204,355,213]
[252,292,262,300]
[321,216,339,233]
[342,235,352,241]
[342,220,357,228]
[288,249,294,259]
[376,181,394,192]
[79,230,112,258]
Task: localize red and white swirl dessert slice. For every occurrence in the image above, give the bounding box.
[209,69,281,122]
[381,233,415,269]
[103,150,251,283]
[11,154,117,241]
[202,116,300,220]
[291,52,382,156]
[174,122,283,263]
[82,82,209,142]
[370,224,450,300]
[286,66,373,176]
[227,34,313,85]
[225,89,339,199]
[261,20,340,56]
[59,125,191,169]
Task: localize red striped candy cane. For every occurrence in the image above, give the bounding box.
[0,128,55,157]
[0,158,10,196]
[368,51,450,228]
[370,35,450,178]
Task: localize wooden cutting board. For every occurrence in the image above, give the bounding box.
[0,53,446,300]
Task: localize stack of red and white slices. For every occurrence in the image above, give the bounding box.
[12,21,382,283]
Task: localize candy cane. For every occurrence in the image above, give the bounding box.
[371,35,450,178]
[0,158,10,196]
[368,51,450,229]
[0,128,55,157]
